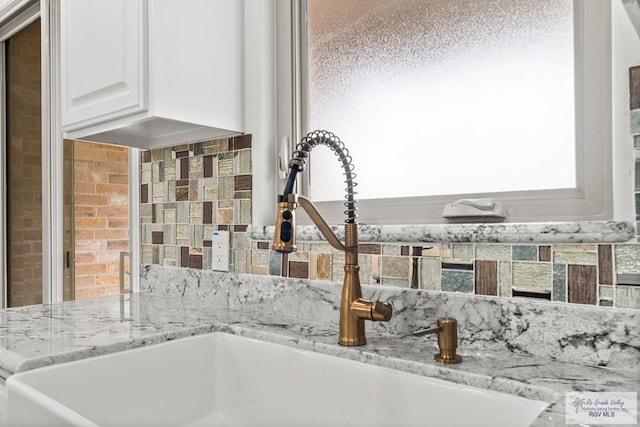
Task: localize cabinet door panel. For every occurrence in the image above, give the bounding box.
[61,0,146,129]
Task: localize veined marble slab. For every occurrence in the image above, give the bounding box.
[141,265,640,370]
[248,221,635,244]
[0,290,636,427]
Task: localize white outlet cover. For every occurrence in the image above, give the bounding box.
[211,230,230,272]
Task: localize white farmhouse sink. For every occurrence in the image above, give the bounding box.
[4,332,548,427]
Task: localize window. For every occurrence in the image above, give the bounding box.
[280,0,621,225]
[307,0,575,200]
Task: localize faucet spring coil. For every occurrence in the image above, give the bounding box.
[290,130,358,223]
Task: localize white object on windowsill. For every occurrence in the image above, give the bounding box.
[442,198,506,223]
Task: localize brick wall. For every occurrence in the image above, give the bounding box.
[6,20,42,307]
[73,141,129,299]
[5,19,129,304]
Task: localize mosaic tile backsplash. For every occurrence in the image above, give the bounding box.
[140,135,252,269]
[263,240,640,308]
[140,132,640,310]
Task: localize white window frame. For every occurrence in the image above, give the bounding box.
[275,0,617,226]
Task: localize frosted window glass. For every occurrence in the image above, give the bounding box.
[307,0,575,202]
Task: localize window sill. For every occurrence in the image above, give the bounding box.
[248,221,635,244]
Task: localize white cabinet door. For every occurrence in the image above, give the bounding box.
[61,0,146,131]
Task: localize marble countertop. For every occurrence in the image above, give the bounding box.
[248,221,636,244]
[0,292,636,427]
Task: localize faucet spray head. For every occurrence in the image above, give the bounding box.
[272,194,297,253]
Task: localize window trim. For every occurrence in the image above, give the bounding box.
[287,0,614,225]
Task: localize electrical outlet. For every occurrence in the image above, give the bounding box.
[212,230,230,271]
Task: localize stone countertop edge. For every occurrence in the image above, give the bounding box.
[0,295,636,427]
[247,221,636,244]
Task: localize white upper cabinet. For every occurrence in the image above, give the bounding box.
[61,0,145,129]
[61,0,244,149]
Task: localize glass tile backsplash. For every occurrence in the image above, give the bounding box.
[140,135,640,310]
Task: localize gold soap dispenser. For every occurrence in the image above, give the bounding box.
[409,317,462,364]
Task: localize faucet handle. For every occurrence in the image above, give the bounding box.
[370,301,393,321]
[351,299,393,322]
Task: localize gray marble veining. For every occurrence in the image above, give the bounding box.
[0,267,636,427]
[248,221,635,244]
[0,292,636,427]
[141,265,640,369]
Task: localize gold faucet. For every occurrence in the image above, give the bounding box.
[273,193,392,346]
[409,318,462,364]
[272,130,393,346]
